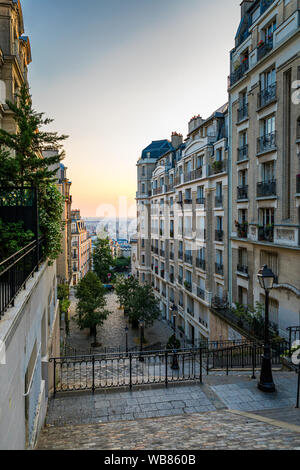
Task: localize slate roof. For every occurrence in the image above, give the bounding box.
[141,140,173,160]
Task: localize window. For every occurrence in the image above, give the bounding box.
[260,250,278,279]
[216,182,223,197]
[216,148,223,162]
[263,19,277,43]
[261,161,275,182]
[238,286,248,307]
[239,130,247,147]
[260,294,279,327]
[261,67,276,91]
[216,216,223,231]
[238,208,248,224]
[238,247,248,267]
[262,115,275,136]
[239,169,248,186]
[259,208,274,227]
[197,155,204,168]
[142,166,145,176]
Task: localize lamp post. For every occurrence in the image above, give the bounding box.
[125,325,129,357]
[139,320,145,362]
[257,265,276,393]
[170,304,179,370]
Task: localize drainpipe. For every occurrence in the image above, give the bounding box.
[228,92,233,307]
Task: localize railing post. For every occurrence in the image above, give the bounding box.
[53,359,56,398]
[296,367,300,409]
[207,350,209,375]
[289,329,292,357]
[252,344,256,379]
[200,348,203,384]
[129,353,132,391]
[226,349,229,376]
[165,351,168,388]
[92,356,95,394]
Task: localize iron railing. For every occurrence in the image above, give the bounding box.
[258,82,276,108]
[215,230,224,242]
[257,131,276,153]
[215,195,223,208]
[257,180,276,197]
[258,225,274,242]
[237,264,248,275]
[196,258,206,271]
[215,263,224,276]
[237,144,248,162]
[230,60,249,86]
[257,38,274,61]
[0,238,44,317]
[237,185,248,200]
[237,104,248,122]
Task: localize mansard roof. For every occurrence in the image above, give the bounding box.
[141,140,173,160]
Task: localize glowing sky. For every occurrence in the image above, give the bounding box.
[22,0,241,216]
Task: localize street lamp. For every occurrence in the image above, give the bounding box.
[257,265,276,393]
[125,325,129,356]
[139,320,145,362]
[170,304,179,371]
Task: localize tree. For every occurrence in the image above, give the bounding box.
[0,84,67,262]
[75,272,111,347]
[128,284,160,328]
[93,238,113,282]
[113,256,131,273]
[115,275,139,315]
[0,219,34,261]
[0,84,68,187]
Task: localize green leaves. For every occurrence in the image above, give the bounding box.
[0,219,34,261]
[93,238,114,282]
[74,272,111,337]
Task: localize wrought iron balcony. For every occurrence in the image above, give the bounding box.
[178,251,183,260]
[258,225,274,243]
[196,197,205,206]
[184,281,192,292]
[184,198,193,205]
[215,230,224,242]
[160,249,165,257]
[209,160,227,176]
[237,104,248,122]
[296,175,300,193]
[230,60,249,87]
[257,131,276,153]
[184,253,193,265]
[236,222,248,239]
[178,276,183,285]
[197,288,205,300]
[183,168,203,183]
[258,82,276,108]
[257,180,276,197]
[160,270,165,279]
[187,307,194,317]
[257,37,274,61]
[215,263,224,276]
[196,258,206,271]
[237,264,248,275]
[237,144,248,162]
[237,185,248,200]
[215,195,223,208]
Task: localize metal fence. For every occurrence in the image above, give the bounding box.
[0,238,44,317]
[50,348,204,395]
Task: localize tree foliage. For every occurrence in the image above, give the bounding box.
[93,238,113,282]
[113,256,131,273]
[75,272,111,346]
[0,84,68,186]
[0,219,34,261]
[39,183,65,261]
[115,275,139,313]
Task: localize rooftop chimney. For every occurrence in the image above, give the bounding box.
[171,132,183,150]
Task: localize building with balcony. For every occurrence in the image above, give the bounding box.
[229,0,300,337]
[136,106,230,345]
[71,210,92,285]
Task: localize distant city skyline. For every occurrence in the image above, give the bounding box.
[22,0,241,216]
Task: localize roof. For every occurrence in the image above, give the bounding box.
[141,140,173,160]
[187,103,228,137]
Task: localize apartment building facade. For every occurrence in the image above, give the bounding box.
[229,0,300,337]
[136,107,239,345]
[71,210,92,285]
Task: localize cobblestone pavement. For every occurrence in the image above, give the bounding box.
[38,409,300,450]
[65,291,174,353]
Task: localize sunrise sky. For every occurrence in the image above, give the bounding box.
[22,0,241,216]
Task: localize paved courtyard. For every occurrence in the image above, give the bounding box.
[37,371,300,450]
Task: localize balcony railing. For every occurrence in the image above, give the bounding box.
[215,230,224,242]
[257,180,276,197]
[258,225,274,243]
[160,270,165,279]
[196,258,206,271]
[196,197,205,206]
[237,264,248,275]
[184,198,193,205]
[184,253,193,265]
[178,276,183,285]
[184,281,192,292]
[297,175,300,194]
[237,104,248,122]
[160,250,165,257]
[261,0,276,15]
[236,222,248,239]
[237,144,248,162]
[215,263,224,276]
[258,82,276,108]
[178,251,183,260]
[215,195,223,208]
[0,238,44,317]
[230,60,249,87]
[237,185,248,200]
[197,288,205,300]
[257,131,276,153]
[257,38,274,61]
[183,168,203,183]
[209,160,227,176]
